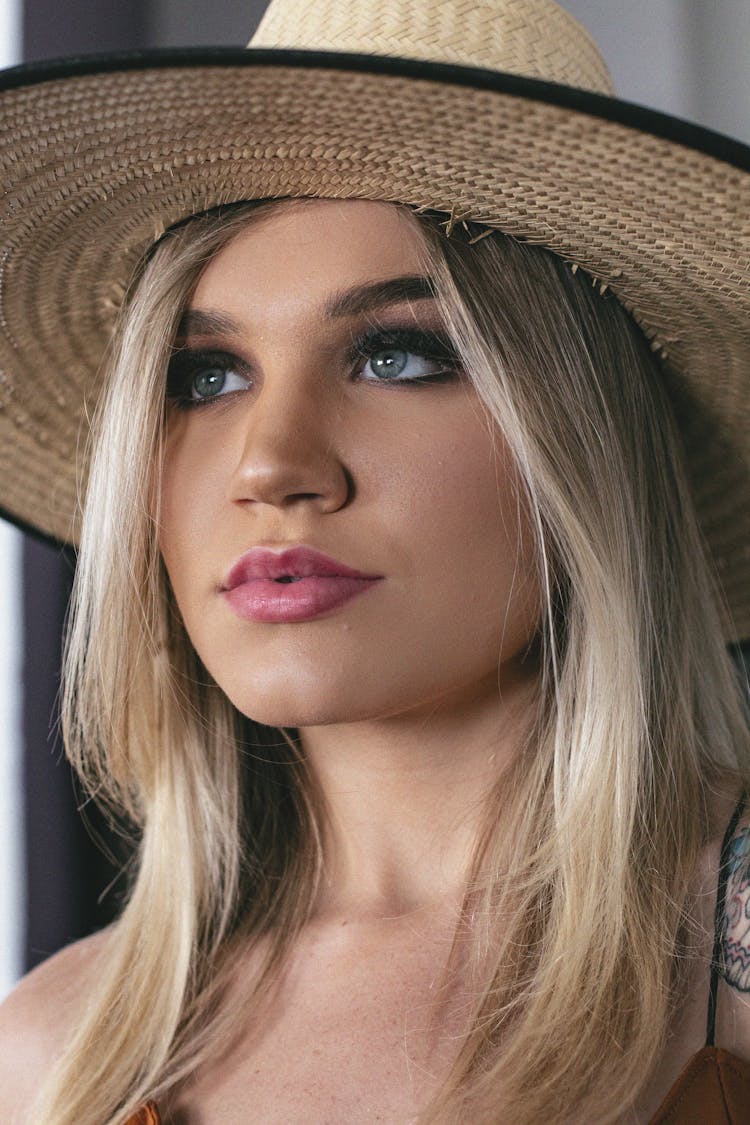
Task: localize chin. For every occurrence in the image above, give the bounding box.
[231,684,471,732]
[227,690,367,730]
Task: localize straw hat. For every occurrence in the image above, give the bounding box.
[1,0,749,637]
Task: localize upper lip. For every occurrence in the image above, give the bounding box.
[222,545,383,589]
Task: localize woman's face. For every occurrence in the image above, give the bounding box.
[158,199,540,727]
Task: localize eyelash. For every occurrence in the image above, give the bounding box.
[165,326,463,409]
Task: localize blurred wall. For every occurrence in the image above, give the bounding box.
[146,0,265,45]
[24,0,147,55]
[566,0,750,142]
[687,0,750,143]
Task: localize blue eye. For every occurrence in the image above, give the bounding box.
[355,329,461,385]
[363,347,449,382]
[190,365,247,401]
[166,328,461,410]
[167,349,250,406]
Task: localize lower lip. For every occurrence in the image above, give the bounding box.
[222,576,383,623]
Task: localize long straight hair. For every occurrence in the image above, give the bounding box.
[32,198,750,1123]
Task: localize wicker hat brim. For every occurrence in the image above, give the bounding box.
[1,48,749,637]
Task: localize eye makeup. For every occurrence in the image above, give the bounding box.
[166,319,463,408]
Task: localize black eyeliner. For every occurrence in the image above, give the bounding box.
[166,347,247,407]
[346,325,462,383]
[166,325,462,408]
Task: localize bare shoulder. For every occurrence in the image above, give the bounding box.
[0,928,111,1122]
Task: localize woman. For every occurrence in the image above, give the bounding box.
[0,1,749,1122]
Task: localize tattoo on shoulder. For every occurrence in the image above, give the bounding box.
[721,815,750,992]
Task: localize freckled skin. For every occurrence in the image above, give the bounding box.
[158,200,541,736]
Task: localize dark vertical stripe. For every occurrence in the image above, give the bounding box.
[21,540,84,967]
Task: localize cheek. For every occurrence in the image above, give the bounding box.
[157,422,226,590]
[412,429,541,653]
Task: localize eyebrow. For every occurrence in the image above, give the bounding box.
[176,274,437,338]
[325,274,437,317]
[176,309,241,338]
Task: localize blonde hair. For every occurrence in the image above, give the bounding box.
[32,198,750,1123]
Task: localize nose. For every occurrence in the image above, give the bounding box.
[226,372,352,515]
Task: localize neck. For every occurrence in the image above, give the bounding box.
[298,661,539,923]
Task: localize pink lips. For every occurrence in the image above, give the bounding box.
[221,545,383,623]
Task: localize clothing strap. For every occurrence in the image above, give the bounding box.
[705,789,748,1047]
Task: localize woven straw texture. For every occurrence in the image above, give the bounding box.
[251,0,614,94]
[0,0,749,640]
